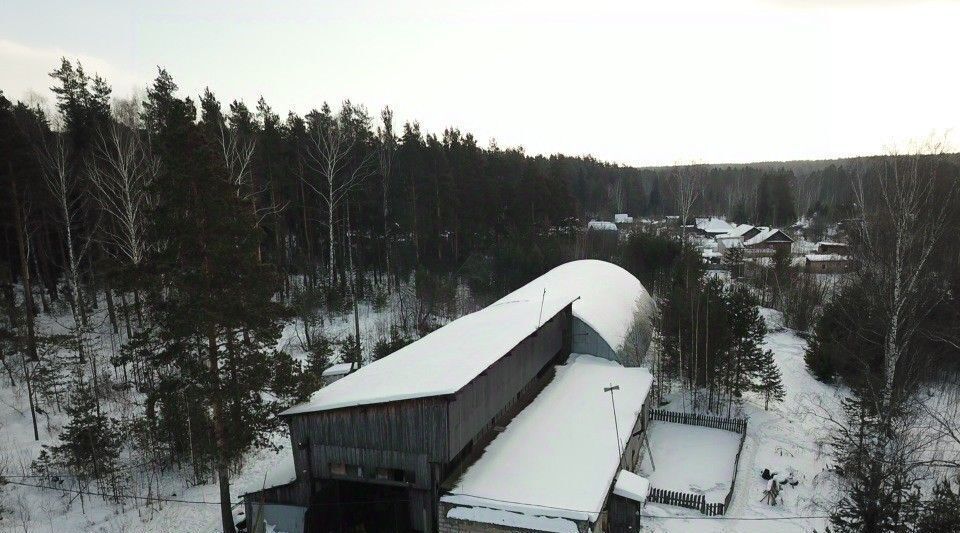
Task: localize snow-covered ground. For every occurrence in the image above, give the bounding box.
[0,301,913,533]
[639,422,741,504]
[0,298,398,532]
[641,308,843,532]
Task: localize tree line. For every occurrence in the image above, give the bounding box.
[2,58,956,532]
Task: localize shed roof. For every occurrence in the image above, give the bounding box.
[696,217,735,234]
[718,224,756,239]
[321,362,356,377]
[613,470,650,503]
[806,254,850,262]
[745,227,794,246]
[716,236,744,248]
[587,220,618,231]
[442,354,653,523]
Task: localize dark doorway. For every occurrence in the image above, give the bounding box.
[306,479,411,533]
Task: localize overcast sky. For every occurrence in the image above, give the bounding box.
[2,0,958,166]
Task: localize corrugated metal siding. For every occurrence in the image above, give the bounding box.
[446,308,569,461]
[572,316,618,361]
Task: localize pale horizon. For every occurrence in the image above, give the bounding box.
[3,0,959,167]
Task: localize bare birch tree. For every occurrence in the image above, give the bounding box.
[851,141,956,411]
[378,106,396,292]
[672,163,704,241]
[32,117,95,329]
[88,97,154,269]
[792,172,821,223]
[217,115,256,200]
[303,102,376,286]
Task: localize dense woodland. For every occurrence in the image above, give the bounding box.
[2,59,960,532]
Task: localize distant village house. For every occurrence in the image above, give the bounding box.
[805,254,851,273]
[743,228,794,256]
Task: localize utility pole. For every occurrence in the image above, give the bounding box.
[536,288,546,328]
[604,384,623,469]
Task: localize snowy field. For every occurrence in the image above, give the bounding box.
[639,422,741,503]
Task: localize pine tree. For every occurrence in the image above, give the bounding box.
[829,396,923,533]
[42,382,125,495]
[724,285,767,413]
[142,68,284,533]
[373,326,413,361]
[340,334,362,367]
[917,479,960,533]
[270,350,303,404]
[306,334,334,377]
[293,333,333,398]
[755,348,785,409]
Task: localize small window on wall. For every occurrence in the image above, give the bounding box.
[330,462,346,476]
[375,468,414,483]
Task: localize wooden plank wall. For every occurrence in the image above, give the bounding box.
[445,306,569,461]
[288,397,450,479]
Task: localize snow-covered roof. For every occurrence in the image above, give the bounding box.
[493,260,651,354]
[446,506,578,533]
[281,293,577,415]
[806,254,850,262]
[241,453,297,496]
[695,217,735,234]
[281,260,648,416]
[816,241,847,247]
[442,354,653,524]
[614,213,633,224]
[587,220,618,231]
[321,362,355,377]
[719,224,755,239]
[744,227,793,246]
[716,236,744,248]
[613,470,650,503]
[702,250,723,259]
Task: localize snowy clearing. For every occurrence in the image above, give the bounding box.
[639,422,741,503]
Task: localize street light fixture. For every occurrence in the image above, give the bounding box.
[604,384,623,469]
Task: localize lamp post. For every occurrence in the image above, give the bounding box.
[604,384,623,469]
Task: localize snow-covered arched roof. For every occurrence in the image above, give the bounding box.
[493,260,652,354]
[281,260,651,416]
